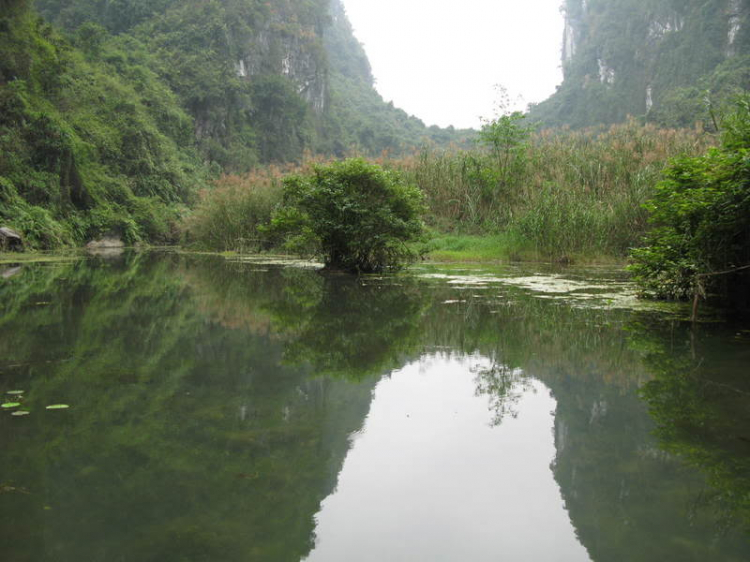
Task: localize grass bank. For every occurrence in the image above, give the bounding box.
[419,233,625,265]
[0,251,82,265]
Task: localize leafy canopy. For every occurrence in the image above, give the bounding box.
[267,158,425,273]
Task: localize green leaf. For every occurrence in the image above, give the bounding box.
[45,404,70,410]
[2,402,21,409]
[11,411,30,417]
[6,390,25,395]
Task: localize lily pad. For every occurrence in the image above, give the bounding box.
[2,402,21,409]
[6,390,25,395]
[46,404,70,410]
[11,411,30,417]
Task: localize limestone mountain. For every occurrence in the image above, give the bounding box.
[531,0,750,128]
[0,0,467,248]
[35,0,467,168]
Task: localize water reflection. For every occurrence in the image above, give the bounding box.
[635,319,750,533]
[0,254,747,561]
[0,255,379,561]
[305,355,591,562]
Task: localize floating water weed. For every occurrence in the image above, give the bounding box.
[2,402,21,409]
[45,404,70,410]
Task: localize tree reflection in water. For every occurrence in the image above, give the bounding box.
[0,254,747,561]
[634,317,750,533]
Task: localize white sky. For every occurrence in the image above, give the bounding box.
[341,0,565,129]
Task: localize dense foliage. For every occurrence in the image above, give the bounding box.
[0,3,204,248]
[35,0,471,169]
[630,99,750,312]
[0,0,467,248]
[531,0,750,130]
[267,159,425,272]
[186,121,709,260]
[182,164,290,252]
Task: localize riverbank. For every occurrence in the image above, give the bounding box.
[181,121,711,262]
[0,251,82,266]
[0,237,627,269]
[419,233,627,265]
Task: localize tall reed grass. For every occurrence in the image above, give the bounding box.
[182,156,329,251]
[184,121,712,259]
[392,119,712,257]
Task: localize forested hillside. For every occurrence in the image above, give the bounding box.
[34,0,466,166]
[0,0,205,247]
[531,0,750,128]
[0,0,466,248]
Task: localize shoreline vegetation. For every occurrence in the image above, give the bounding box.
[5,119,712,268]
[5,107,749,315]
[182,119,712,264]
[3,0,749,314]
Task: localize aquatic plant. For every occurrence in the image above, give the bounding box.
[393,120,710,258]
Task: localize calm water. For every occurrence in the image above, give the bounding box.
[0,252,748,561]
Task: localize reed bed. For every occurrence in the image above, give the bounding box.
[182,154,331,251]
[184,121,712,259]
[392,120,712,258]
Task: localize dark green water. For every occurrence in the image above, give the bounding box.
[0,253,748,561]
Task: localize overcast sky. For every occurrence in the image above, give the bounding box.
[340,0,565,129]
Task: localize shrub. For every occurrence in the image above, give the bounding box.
[0,176,73,248]
[630,99,750,312]
[267,158,425,273]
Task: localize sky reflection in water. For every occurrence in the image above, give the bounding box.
[306,355,591,562]
[0,254,747,561]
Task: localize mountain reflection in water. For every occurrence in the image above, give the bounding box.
[0,253,747,561]
[305,357,590,562]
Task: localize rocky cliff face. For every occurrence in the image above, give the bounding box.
[1,0,469,248]
[532,0,750,128]
[236,3,328,113]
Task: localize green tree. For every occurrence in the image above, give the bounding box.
[267,158,425,273]
[630,98,750,314]
[478,111,532,165]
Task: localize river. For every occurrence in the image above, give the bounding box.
[0,252,748,561]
